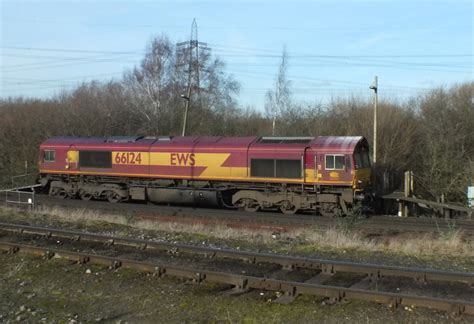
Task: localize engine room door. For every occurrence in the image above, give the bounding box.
[315,154,322,182]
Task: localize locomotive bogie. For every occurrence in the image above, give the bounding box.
[48,180,128,203]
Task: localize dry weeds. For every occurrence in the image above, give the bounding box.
[6,261,26,279]
[2,205,472,258]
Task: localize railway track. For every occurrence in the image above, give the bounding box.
[1,222,473,315]
[32,195,474,236]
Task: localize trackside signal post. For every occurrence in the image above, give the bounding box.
[369,76,378,164]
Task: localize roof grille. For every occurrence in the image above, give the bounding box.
[258,137,314,144]
[106,136,144,143]
[156,136,172,141]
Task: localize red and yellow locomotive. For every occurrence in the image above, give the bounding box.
[38,135,371,216]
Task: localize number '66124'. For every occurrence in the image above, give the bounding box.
[114,152,142,164]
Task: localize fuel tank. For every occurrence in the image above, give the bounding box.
[147,188,220,206]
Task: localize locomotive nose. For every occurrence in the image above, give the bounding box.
[353,168,371,190]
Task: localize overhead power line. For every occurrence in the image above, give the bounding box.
[0,46,144,55]
[1,54,140,73]
[209,43,473,58]
[1,72,123,86]
[3,18,469,32]
[2,45,471,58]
[1,44,469,98]
[226,70,431,90]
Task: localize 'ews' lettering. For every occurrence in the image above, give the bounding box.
[170,153,195,166]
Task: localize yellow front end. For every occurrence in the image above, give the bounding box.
[353,168,371,191]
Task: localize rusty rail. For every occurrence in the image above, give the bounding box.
[1,241,473,316]
[0,222,473,286]
[34,195,474,235]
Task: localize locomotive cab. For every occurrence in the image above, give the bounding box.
[352,140,372,192]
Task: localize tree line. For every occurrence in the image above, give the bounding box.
[1,36,472,204]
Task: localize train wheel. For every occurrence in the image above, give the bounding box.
[244,205,260,212]
[240,199,260,212]
[105,191,121,203]
[79,190,92,201]
[319,209,335,217]
[49,186,67,199]
[280,201,298,215]
[319,203,337,217]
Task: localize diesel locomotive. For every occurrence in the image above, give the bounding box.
[38,135,372,216]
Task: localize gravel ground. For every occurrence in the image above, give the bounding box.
[1,254,472,323]
[0,207,473,323]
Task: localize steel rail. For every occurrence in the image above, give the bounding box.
[1,222,472,286]
[1,241,473,316]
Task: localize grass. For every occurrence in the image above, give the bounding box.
[1,205,472,260]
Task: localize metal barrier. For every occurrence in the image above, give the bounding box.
[383,192,473,220]
[11,173,36,188]
[9,161,36,188]
[3,189,35,209]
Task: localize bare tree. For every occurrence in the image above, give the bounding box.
[123,35,240,135]
[265,47,291,135]
[123,36,175,134]
[416,82,474,202]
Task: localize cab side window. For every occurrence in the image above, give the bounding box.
[354,152,371,169]
[325,154,345,170]
[355,153,363,169]
[362,152,371,167]
[44,150,55,162]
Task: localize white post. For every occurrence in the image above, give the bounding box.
[370,76,378,164]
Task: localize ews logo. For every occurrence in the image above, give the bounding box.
[170,153,195,166]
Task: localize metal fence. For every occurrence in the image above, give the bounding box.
[11,173,37,188]
[2,190,35,209]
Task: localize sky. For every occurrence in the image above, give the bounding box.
[0,0,472,110]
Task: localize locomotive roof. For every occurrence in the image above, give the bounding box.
[311,136,365,151]
[41,135,366,152]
